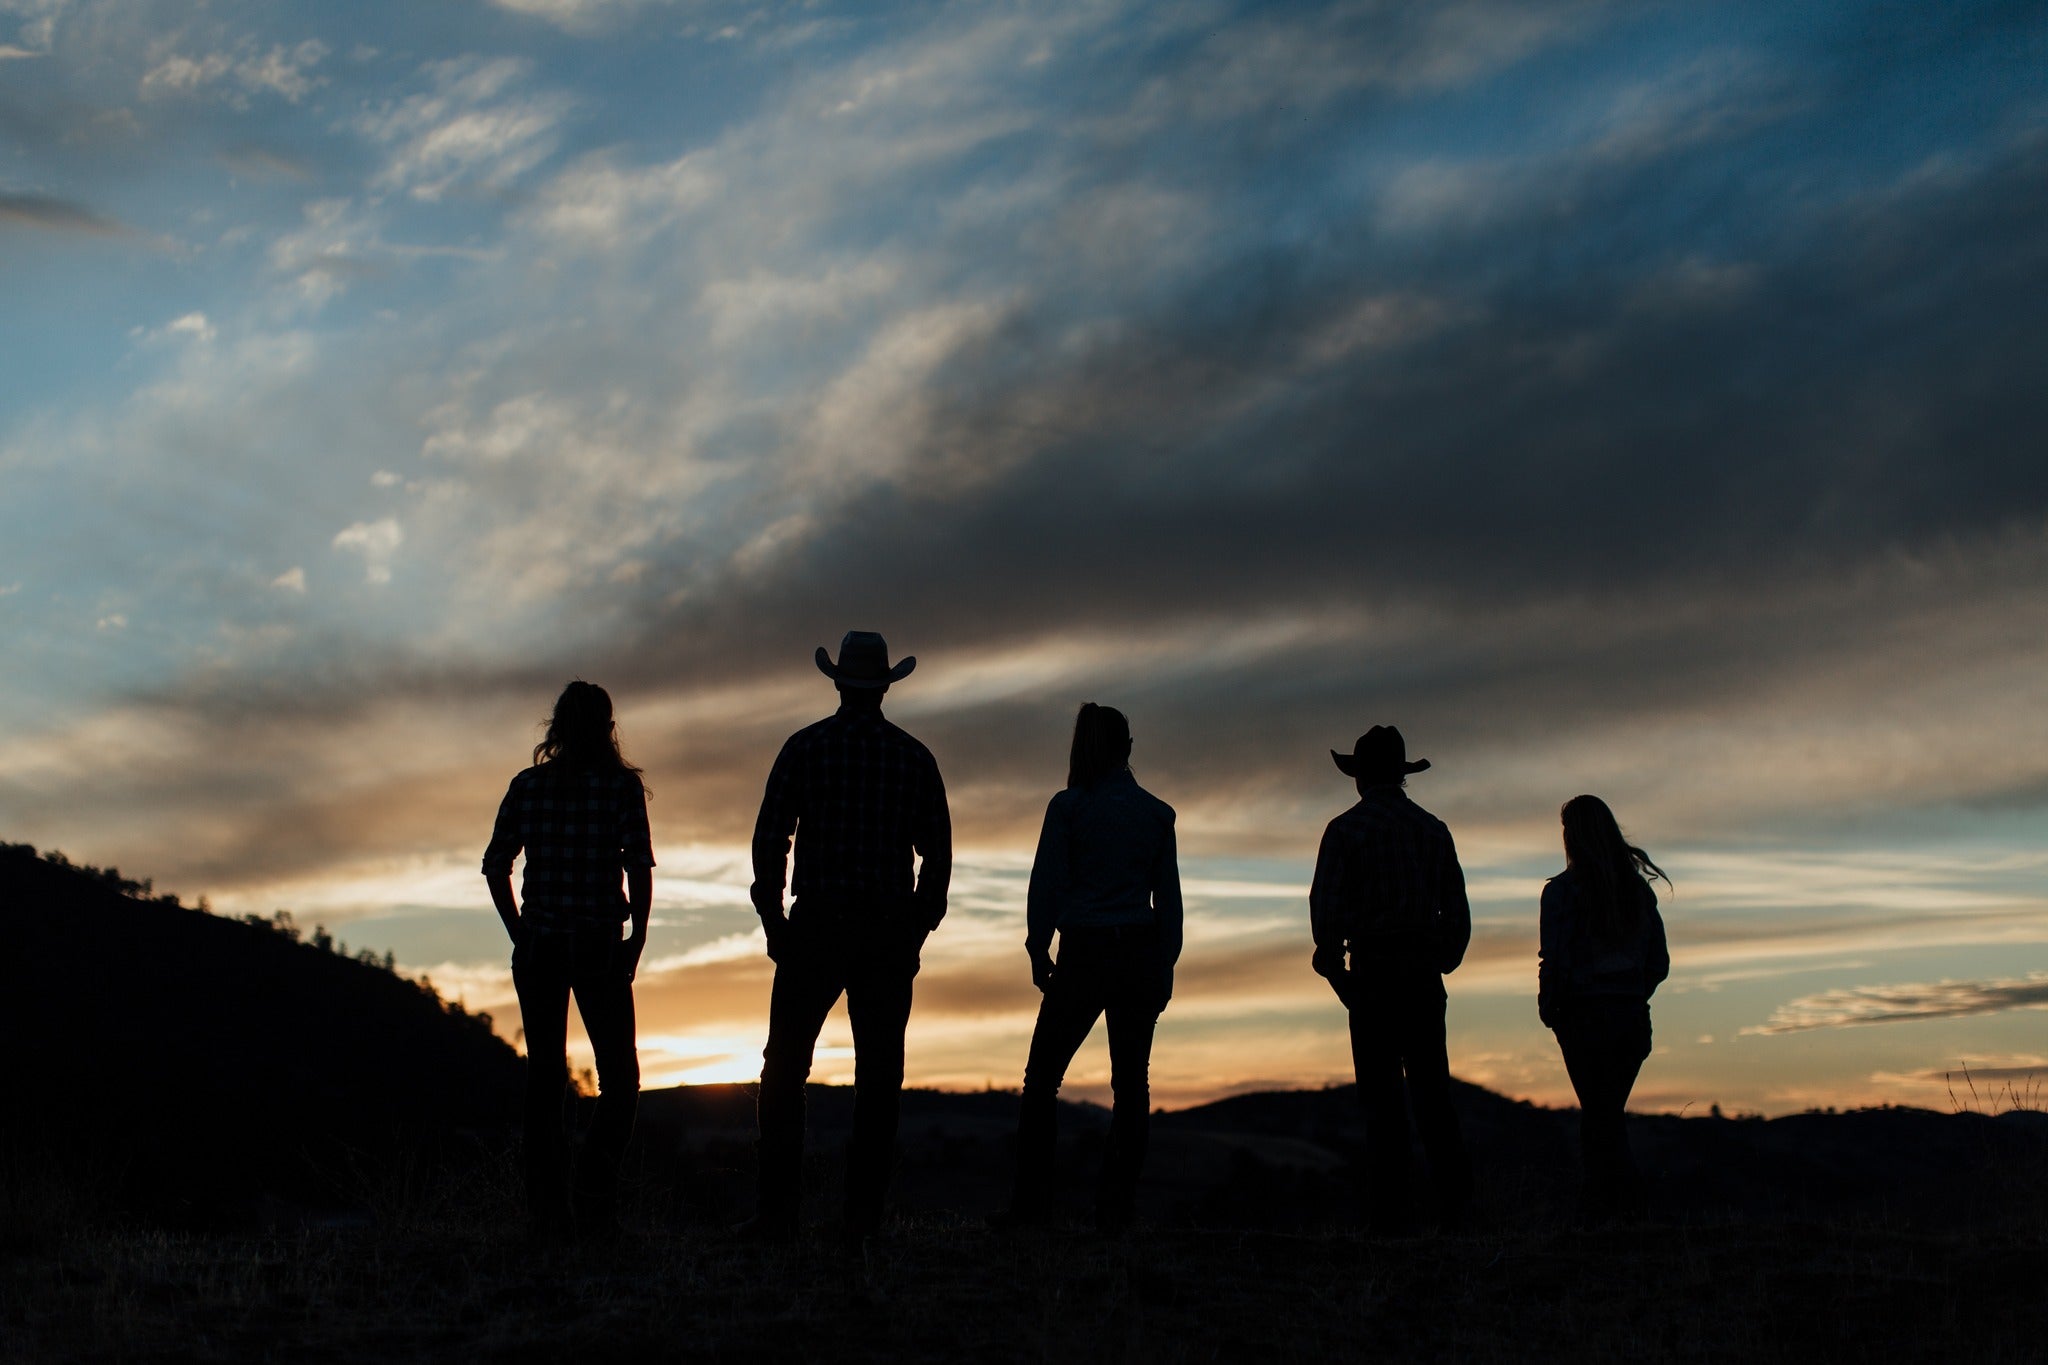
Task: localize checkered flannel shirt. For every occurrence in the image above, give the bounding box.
[750,707,951,919]
[482,763,655,927]
[1309,785,1471,974]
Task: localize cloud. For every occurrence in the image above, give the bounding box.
[139,40,330,107]
[271,566,306,594]
[1744,973,2048,1035]
[332,518,403,584]
[355,55,570,201]
[3,0,2047,1114]
[219,145,315,182]
[487,0,691,36]
[0,190,125,235]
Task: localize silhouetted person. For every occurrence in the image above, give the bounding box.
[1540,794,1671,1222]
[742,631,951,1246]
[482,680,653,1241]
[1310,725,1473,1232]
[996,704,1182,1233]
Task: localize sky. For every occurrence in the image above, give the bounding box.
[3,0,2046,1116]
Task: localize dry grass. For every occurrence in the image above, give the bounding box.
[8,1198,2047,1364]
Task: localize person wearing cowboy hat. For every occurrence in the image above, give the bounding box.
[741,631,952,1246]
[1309,724,1473,1232]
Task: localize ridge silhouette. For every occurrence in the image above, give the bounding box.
[1,842,520,1225]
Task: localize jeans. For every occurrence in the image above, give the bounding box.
[1013,926,1165,1225]
[756,902,925,1234]
[1343,962,1472,1229]
[1552,994,1652,1218]
[512,919,639,1230]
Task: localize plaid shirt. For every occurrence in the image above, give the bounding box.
[1310,785,1471,974]
[482,764,655,926]
[750,706,951,920]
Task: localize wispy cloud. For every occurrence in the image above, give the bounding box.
[1745,973,2048,1035]
[356,55,570,201]
[0,190,124,235]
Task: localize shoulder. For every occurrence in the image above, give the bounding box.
[777,718,835,756]
[1403,796,1451,834]
[883,719,940,765]
[1131,783,1175,825]
[1541,872,1574,907]
[505,765,544,791]
[1046,787,1081,816]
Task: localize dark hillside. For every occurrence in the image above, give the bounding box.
[0,844,522,1226]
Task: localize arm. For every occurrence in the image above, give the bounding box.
[624,866,653,981]
[1153,812,1183,970]
[1436,833,1472,975]
[750,740,800,938]
[912,760,952,931]
[1537,878,1567,1027]
[1153,812,1184,1008]
[1644,896,1670,997]
[487,872,520,947]
[1024,796,1068,989]
[1307,823,1347,983]
[622,782,656,980]
[482,778,523,948]
[1024,796,1069,956]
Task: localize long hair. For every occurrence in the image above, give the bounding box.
[1560,794,1667,939]
[1067,702,1132,790]
[534,680,643,785]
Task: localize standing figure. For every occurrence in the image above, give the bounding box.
[1539,794,1670,1222]
[744,631,952,1245]
[999,703,1182,1233]
[1310,725,1473,1233]
[483,680,653,1241]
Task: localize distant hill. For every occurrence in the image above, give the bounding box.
[626,1076,2048,1233]
[0,843,522,1225]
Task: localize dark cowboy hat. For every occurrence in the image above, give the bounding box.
[815,630,916,688]
[1332,725,1431,780]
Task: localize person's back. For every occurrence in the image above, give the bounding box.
[760,706,947,911]
[1537,794,1672,1222]
[490,761,652,928]
[1308,726,1472,1232]
[1312,785,1469,976]
[481,681,653,1241]
[745,631,951,1247]
[1005,704,1182,1232]
[1033,770,1177,934]
[1539,868,1668,1003]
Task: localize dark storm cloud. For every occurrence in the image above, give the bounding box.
[638,133,2048,656]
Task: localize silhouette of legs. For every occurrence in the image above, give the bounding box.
[572,932,639,1233]
[1346,967,1471,1231]
[1096,1003,1158,1230]
[1554,996,1651,1221]
[755,906,922,1237]
[843,955,915,1236]
[514,937,575,1237]
[514,921,640,1238]
[1009,927,1163,1228]
[1014,987,1104,1214]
